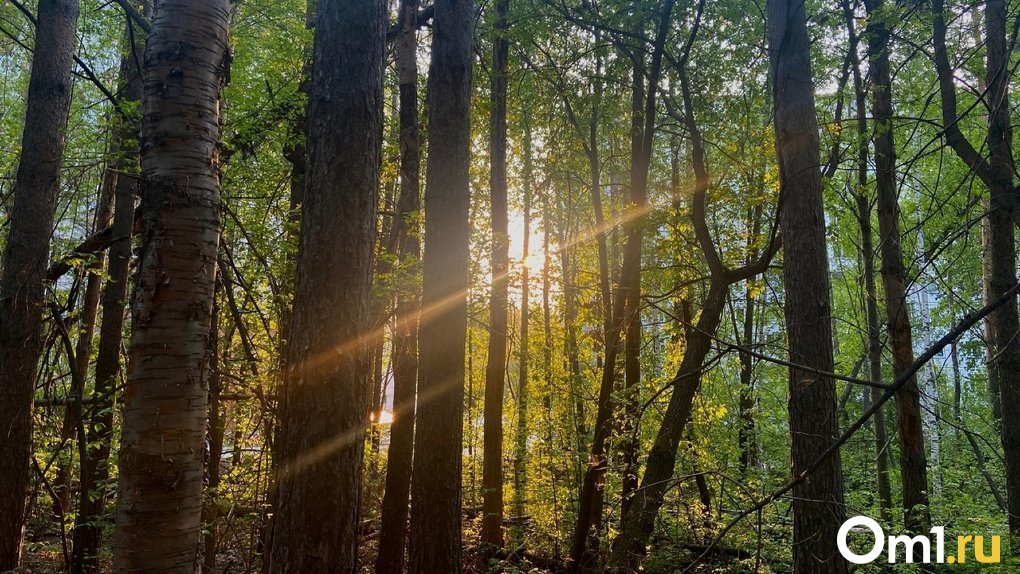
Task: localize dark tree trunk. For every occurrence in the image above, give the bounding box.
[768,0,848,571]
[736,210,760,475]
[981,206,1003,425]
[569,249,628,570]
[932,0,1020,535]
[406,0,473,569]
[513,120,533,543]
[609,10,781,566]
[375,0,421,569]
[203,292,223,572]
[619,56,645,522]
[70,8,145,570]
[482,0,510,547]
[112,0,229,570]
[845,1,894,523]
[845,2,893,524]
[570,4,676,567]
[0,0,79,568]
[981,0,1020,537]
[864,0,930,531]
[609,280,728,570]
[262,0,315,563]
[267,0,384,570]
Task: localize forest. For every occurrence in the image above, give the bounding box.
[2,0,1020,572]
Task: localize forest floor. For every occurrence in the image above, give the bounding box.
[20,532,562,573]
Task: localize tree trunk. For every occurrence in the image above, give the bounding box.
[406,0,473,569]
[376,0,421,569]
[513,120,533,544]
[768,0,848,570]
[71,7,145,570]
[913,197,942,501]
[482,0,510,547]
[54,180,112,520]
[609,14,780,565]
[0,0,79,568]
[619,56,645,522]
[570,3,675,566]
[933,0,1020,536]
[736,214,759,475]
[267,0,384,570]
[981,0,1020,538]
[609,280,728,569]
[203,292,223,572]
[554,188,587,495]
[844,1,894,524]
[112,0,229,570]
[865,0,931,532]
[262,0,315,563]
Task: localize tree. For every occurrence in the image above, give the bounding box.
[513,113,534,543]
[267,0,385,570]
[70,6,146,571]
[376,0,422,570]
[0,0,80,567]
[111,0,230,569]
[864,0,930,531]
[931,0,1020,536]
[843,0,893,524]
[768,0,849,570]
[609,8,777,564]
[569,2,676,565]
[406,0,474,570]
[482,0,510,547]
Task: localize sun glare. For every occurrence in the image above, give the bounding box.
[376,409,394,425]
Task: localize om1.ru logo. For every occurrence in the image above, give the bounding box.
[838,516,1001,564]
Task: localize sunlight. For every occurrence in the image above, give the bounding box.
[508,209,546,276]
[376,409,394,425]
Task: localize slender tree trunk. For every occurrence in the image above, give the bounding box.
[736,221,759,475]
[569,245,628,570]
[845,1,894,524]
[967,5,1004,431]
[609,11,783,566]
[981,211,1002,424]
[914,197,942,501]
[609,280,728,569]
[619,57,645,521]
[570,4,676,566]
[513,123,533,543]
[951,337,962,422]
[541,193,559,553]
[768,0,848,570]
[112,1,229,570]
[865,0,931,531]
[54,182,112,519]
[203,292,224,572]
[563,39,613,564]
[406,0,473,569]
[376,0,421,569]
[0,0,79,567]
[70,12,145,570]
[554,190,587,495]
[482,0,510,547]
[268,0,384,570]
